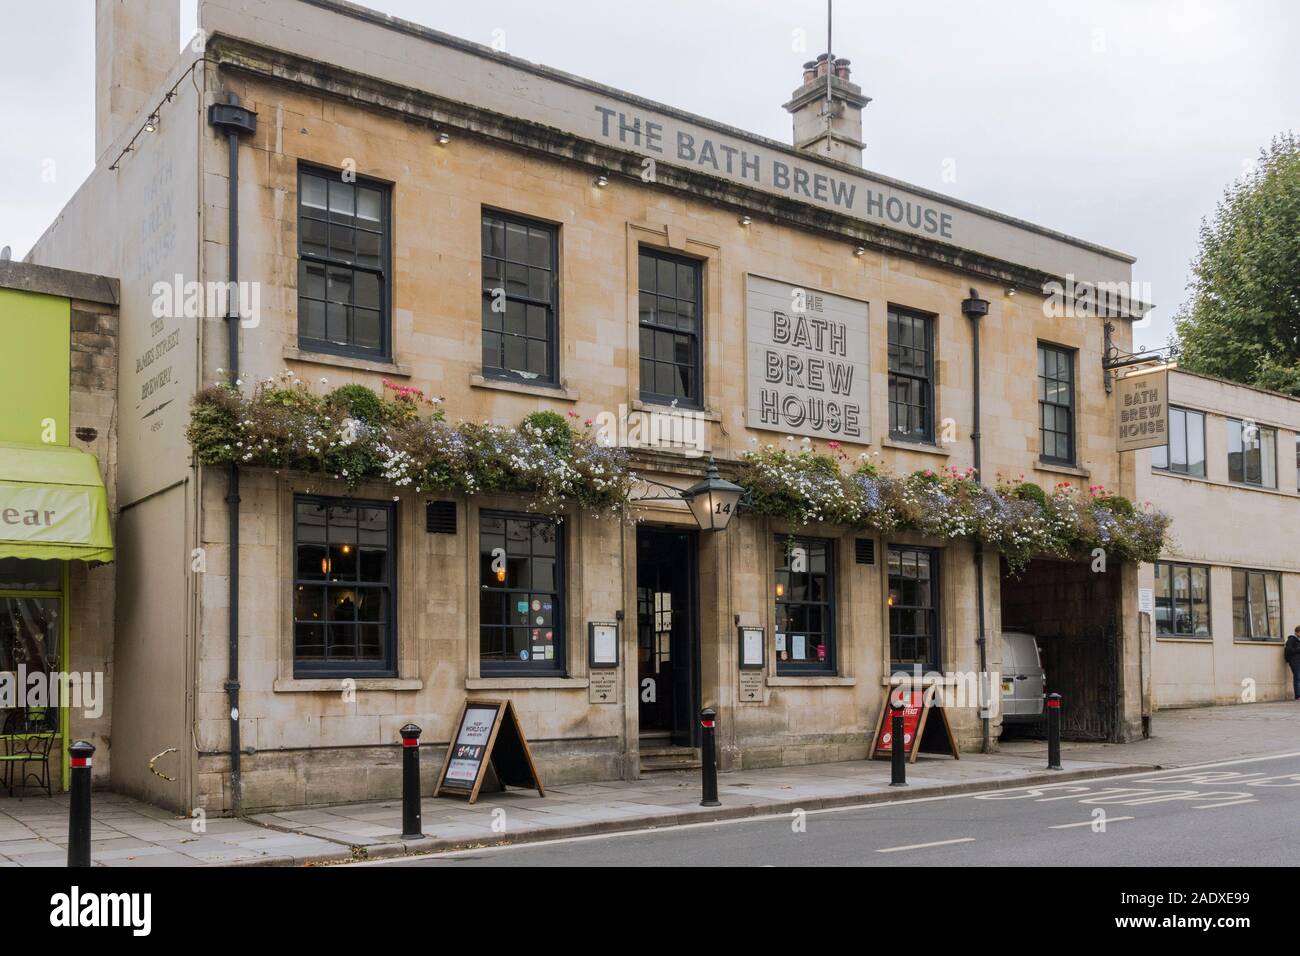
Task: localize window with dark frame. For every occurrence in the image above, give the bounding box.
[888,545,939,672]
[638,248,703,407]
[1038,343,1075,464]
[1226,419,1277,488]
[1151,406,1206,477]
[481,211,558,384]
[293,496,396,677]
[773,536,835,674]
[1153,561,1210,638]
[1232,568,1282,641]
[297,167,390,359]
[479,512,565,673]
[887,307,934,442]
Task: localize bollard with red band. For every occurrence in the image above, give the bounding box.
[399,723,423,839]
[67,740,95,867]
[699,707,720,807]
[889,694,908,787]
[1046,693,1062,770]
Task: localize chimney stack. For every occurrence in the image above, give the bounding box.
[95,0,179,163]
[783,53,870,167]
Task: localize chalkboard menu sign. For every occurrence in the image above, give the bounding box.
[434,699,545,804]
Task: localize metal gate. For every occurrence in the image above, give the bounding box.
[1037,622,1120,742]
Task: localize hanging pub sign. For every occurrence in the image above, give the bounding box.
[1116,368,1169,452]
[433,699,544,804]
[867,685,959,763]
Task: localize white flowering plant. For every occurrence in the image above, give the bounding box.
[187,378,632,515]
[738,445,1169,574]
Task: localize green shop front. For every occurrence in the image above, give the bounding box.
[0,266,117,796]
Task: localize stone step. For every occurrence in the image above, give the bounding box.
[639,748,702,773]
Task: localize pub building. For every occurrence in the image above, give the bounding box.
[0,262,117,796]
[28,0,1151,813]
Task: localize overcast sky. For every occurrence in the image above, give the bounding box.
[2,0,1297,348]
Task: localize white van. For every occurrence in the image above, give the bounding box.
[1000,631,1045,725]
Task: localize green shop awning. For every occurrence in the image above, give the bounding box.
[0,442,114,562]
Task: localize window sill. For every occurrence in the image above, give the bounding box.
[467,676,588,690]
[1153,636,1214,644]
[631,398,721,422]
[1034,459,1090,478]
[469,374,579,402]
[1232,638,1284,646]
[274,677,423,692]
[768,674,855,687]
[284,346,411,377]
[882,438,950,456]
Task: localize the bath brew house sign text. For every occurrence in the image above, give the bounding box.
[746,275,869,441]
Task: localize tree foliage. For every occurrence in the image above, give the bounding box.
[1173,132,1300,395]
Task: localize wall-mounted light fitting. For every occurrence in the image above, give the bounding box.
[739,214,752,227]
[144,113,160,133]
[1005,287,1017,297]
[854,245,866,256]
[594,171,610,188]
[436,130,451,145]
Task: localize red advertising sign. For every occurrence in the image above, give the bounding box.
[874,689,924,755]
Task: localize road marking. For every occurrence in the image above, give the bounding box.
[1193,798,1258,809]
[1049,816,1133,829]
[349,750,1300,865]
[877,837,975,853]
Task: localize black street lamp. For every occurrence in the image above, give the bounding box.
[680,457,745,532]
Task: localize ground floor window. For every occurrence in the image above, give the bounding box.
[0,558,64,795]
[888,545,939,672]
[292,496,396,676]
[479,512,564,674]
[773,536,835,674]
[1232,568,1281,641]
[1153,562,1210,638]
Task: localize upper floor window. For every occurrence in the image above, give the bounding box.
[1151,406,1206,477]
[773,536,836,675]
[481,211,558,384]
[293,496,396,677]
[1038,343,1075,465]
[1153,561,1210,639]
[1232,568,1281,641]
[638,249,702,408]
[888,307,934,442]
[479,512,565,674]
[297,167,390,360]
[888,545,939,672]
[1226,419,1276,488]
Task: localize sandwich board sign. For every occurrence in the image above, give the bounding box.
[433,699,544,804]
[867,684,959,763]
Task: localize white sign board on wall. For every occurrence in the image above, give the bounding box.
[745,275,870,442]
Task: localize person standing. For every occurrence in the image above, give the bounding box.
[1286,626,1300,700]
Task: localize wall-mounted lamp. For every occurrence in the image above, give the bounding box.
[854,245,866,257]
[436,130,451,145]
[594,171,610,188]
[1005,287,1017,297]
[144,113,160,133]
[738,214,752,227]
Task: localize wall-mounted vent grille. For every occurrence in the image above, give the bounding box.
[854,538,875,565]
[426,500,457,534]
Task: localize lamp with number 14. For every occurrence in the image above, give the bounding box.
[681,457,744,532]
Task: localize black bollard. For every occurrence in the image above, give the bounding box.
[699,707,720,807]
[400,723,423,839]
[889,694,907,787]
[1046,693,1062,770]
[67,740,95,868]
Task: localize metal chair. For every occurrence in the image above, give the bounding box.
[1,709,56,798]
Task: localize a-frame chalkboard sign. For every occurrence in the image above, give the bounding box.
[433,698,545,804]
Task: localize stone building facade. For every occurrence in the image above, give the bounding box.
[29,0,1153,812]
[1137,369,1300,707]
